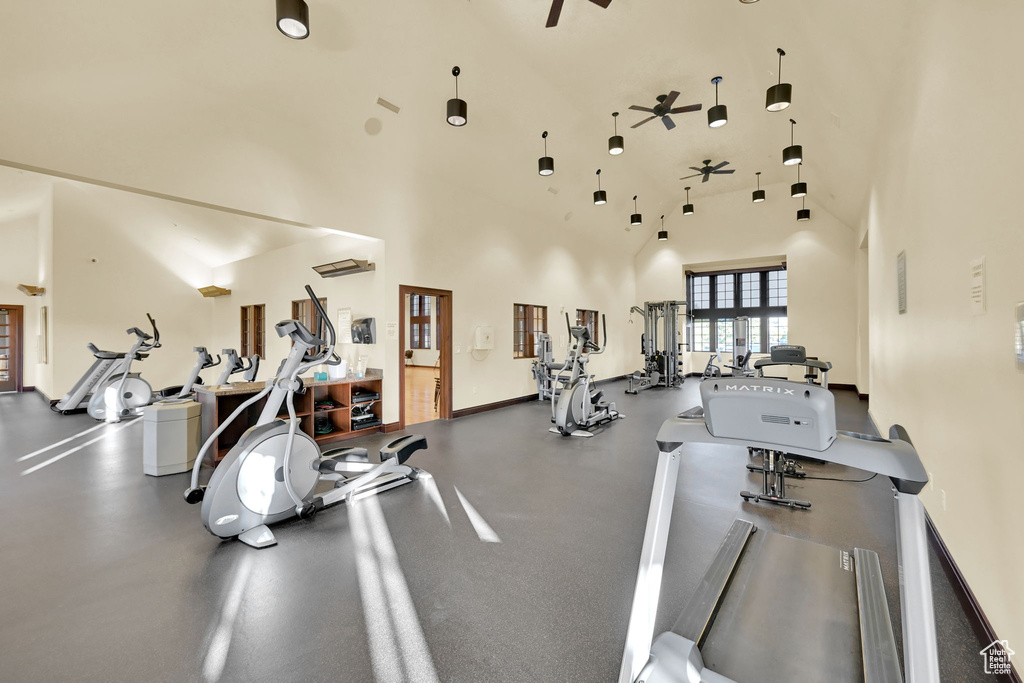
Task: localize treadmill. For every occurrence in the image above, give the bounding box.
[618,353,940,683]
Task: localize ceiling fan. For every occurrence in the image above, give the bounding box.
[680,159,735,183]
[628,92,702,131]
[546,0,612,28]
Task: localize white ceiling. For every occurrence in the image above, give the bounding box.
[0,0,921,242]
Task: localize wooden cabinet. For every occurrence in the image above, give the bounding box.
[195,371,384,462]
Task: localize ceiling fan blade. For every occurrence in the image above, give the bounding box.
[628,105,656,113]
[702,174,711,183]
[546,0,565,27]
[661,91,681,109]
[679,173,702,180]
[630,116,657,129]
[710,160,730,171]
[590,0,613,7]
[713,169,736,175]
[669,103,703,114]
[662,116,676,131]
[689,167,704,172]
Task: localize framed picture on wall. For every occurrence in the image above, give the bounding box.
[38,305,48,364]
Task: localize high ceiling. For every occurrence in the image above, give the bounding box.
[0,0,919,242]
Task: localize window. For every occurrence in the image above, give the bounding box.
[576,309,599,347]
[240,304,265,358]
[409,294,433,349]
[292,297,327,336]
[513,303,548,359]
[687,266,788,354]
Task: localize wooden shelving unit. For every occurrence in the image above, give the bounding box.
[195,372,383,462]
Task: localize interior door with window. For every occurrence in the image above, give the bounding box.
[0,306,23,392]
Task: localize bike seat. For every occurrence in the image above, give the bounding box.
[87,343,125,360]
[380,434,428,465]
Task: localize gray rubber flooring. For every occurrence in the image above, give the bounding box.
[0,381,995,682]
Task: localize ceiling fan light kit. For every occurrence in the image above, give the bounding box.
[708,76,728,128]
[766,48,792,112]
[538,131,554,176]
[608,112,624,155]
[276,0,310,39]
[631,195,642,226]
[658,215,668,241]
[752,171,765,203]
[797,197,811,221]
[594,169,607,205]
[683,186,694,215]
[446,66,467,127]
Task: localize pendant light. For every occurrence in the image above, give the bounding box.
[276,0,310,39]
[446,66,467,127]
[631,196,642,226]
[608,112,624,155]
[683,187,694,215]
[783,118,802,166]
[791,164,807,197]
[658,215,668,241]
[797,197,811,221]
[766,48,792,112]
[752,172,766,203]
[538,131,554,176]
[594,169,607,205]
[708,76,728,128]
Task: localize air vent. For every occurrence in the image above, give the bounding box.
[376,97,401,114]
[761,414,791,425]
[312,259,376,278]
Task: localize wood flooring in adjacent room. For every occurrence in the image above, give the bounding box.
[404,364,439,425]
[0,381,997,682]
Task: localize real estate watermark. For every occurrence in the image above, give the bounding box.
[980,639,1015,676]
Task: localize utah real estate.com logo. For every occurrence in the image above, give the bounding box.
[980,639,1014,676]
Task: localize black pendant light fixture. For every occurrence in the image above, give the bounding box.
[683,186,694,215]
[708,76,728,128]
[594,169,607,205]
[608,112,624,155]
[752,171,766,203]
[791,164,807,197]
[766,48,792,112]
[538,131,554,176]
[658,215,668,241]
[631,196,642,226]
[276,0,310,39]
[446,66,467,127]
[783,118,802,166]
[797,197,811,221]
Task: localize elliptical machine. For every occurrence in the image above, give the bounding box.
[214,349,260,385]
[85,315,162,423]
[550,313,623,438]
[184,285,425,549]
[531,332,570,402]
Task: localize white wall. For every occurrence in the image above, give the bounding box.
[863,0,1024,648]
[635,183,860,386]
[50,182,215,395]
[0,214,40,388]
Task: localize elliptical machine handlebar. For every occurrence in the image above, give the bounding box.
[297,285,335,372]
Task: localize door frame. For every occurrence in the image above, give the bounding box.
[399,285,453,427]
[0,304,24,392]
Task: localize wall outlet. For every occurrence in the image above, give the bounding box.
[940,489,947,511]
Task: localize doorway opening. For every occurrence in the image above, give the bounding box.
[399,286,452,427]
[0,305,24,393]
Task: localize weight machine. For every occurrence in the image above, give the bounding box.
[626,301,687,394]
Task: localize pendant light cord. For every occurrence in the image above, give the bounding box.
[634,196,638,212]
[777,48,784,85]
[597,169,601,191]
[790,119,795,146]
[756,172,761,190]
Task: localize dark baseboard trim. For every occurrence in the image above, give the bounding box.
[858,392,869,401]
[453,394,538,419]
[20,385,35,393]
[383,422,402,433]
[595,373,630,385]
[830,383,857,392]
[926,513,1022,682]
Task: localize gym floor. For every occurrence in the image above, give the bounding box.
[0,381,995,682]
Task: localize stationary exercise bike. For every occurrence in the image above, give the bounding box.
[184,285,425,549]
[86,315,162,423]
[550,313,623,437]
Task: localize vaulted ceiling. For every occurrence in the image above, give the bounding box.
[0,0,920,244]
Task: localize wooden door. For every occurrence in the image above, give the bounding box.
[0,305,23,392]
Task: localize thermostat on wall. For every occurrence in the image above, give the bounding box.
[474,326,494,350]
